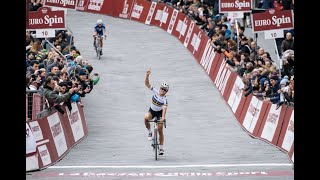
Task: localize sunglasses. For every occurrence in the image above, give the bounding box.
[160,88,168,92]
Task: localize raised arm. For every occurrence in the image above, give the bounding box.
[145,67,151,89]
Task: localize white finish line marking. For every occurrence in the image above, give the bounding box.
[49,163,292,169]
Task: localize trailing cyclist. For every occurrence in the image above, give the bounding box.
[144,67,169,155]
[93,19,107,55]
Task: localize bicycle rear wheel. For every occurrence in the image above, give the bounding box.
[154,130,158,160]
[97,49,101,60]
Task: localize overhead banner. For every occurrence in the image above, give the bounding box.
[219,0,252,13]
[43,0,77,9]
[27,7,66,30]
[252,9,294,33]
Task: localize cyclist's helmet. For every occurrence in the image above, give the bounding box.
[160,83,169,91]
[97,19,103,25]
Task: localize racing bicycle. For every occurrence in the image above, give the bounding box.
[148,117,166,160]
[93,35,105,60]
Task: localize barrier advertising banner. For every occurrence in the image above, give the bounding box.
[26,123,37,154]
[75,0,89,11]
[130,0,151,24]
[277,107,294,152]
[252,9,294,33]
[227,76,245,113]
[44,0,77,9]
[66,103,85,143]
[167,8,179,34]
[240,95,268,136]
[145,1,157,25]
[114,0,135,19]
[258,104,286,145]
[171,13,190,43]
[27,7,65,30]
[47,112,68,157]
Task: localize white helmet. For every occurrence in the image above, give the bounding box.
[97,19,103,24]
[160,83,169,91]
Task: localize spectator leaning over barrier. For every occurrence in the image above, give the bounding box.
[77,70,93,98]
[263,75,281,105]
[43,76,79,114]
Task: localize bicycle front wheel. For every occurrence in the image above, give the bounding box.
[154,130,158,160]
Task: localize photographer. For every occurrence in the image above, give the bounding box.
[43,76,79,114]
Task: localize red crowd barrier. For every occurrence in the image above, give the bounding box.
[26,103,88,171]
[41,0,294,164]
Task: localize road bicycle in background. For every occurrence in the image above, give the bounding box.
[148,117,166,160]
[93,35,105,60]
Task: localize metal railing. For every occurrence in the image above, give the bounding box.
[26,90,47,121]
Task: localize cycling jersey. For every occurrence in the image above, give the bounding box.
[94,23,106,36]
[150,86,168,112]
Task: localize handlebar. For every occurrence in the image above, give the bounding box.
[148,119,166,128]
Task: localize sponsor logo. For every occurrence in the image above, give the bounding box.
[51,122,62,138]
[29,15,64,26]
[119,0,129,18]
[39,149,49,157]
[77,0,85,10]
[46,0,75,6]
[131,3,143,19]
[184,21,195,47]
[167,9,178,33]
[266,113,278,124]
[31,125,40,133]
[233,84,242,97]
[200,40,215,74]
[287,120,294,132]
[248,104,259,117]
[70,111,80,125]
[221,0,250,10]
[88,0,104,11]
[254,15,291,27]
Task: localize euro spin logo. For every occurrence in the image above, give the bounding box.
[254,15,291,27]
[60,0,75,6]
[221,0,250,10]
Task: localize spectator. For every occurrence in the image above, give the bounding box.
[281,32,294,54]
[29,0,43,11]
[43,76,78,114]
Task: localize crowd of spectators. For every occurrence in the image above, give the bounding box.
[153,0,294,108]
[26,1,100,119]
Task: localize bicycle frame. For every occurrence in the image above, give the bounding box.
[94,36,102,59]
[148,118,166,160]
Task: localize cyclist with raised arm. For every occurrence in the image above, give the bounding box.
[144,67,169,155]
[93,19,107,55]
